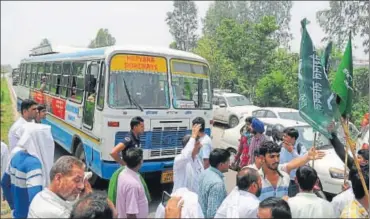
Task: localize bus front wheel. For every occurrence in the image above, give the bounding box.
[75,143,99,186]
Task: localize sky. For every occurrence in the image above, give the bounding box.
[1,1,367,67]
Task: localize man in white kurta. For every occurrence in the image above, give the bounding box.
[287,166,336,218]
[8,99,37,151]
[215,167,262,218]
[172,124,204,193]
[331,186,355,217]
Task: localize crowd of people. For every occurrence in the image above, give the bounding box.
[0,99,368,218]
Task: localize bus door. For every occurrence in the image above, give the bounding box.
[82,61,100,130]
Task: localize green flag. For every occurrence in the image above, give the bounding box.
[321,41,333,76]
[298,18,337,138]
[332,33,353,117]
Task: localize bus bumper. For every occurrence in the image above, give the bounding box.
[101,159,174,180]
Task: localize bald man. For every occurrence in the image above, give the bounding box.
[215,167,262,218]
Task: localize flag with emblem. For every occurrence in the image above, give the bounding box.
[331,32,353,117]
[298,18,336,139]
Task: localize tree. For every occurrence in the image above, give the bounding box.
[255,71,291,107]
[39,38,50,46]
[202,1,293,47]
[316,1,369,53]
[166,1,199,51]
[88,28,116,48]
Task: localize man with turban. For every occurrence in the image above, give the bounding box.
[248,118,268,165]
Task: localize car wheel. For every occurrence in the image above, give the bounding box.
[229,116,239,128]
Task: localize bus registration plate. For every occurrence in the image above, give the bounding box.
[161,170,173,184]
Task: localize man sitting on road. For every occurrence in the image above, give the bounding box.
[1,123,55,218]
[28,156,93,218]
[215,167,262,218]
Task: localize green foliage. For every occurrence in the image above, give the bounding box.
[166,1,198,51]
[39,38,50,46]
[255,71,291,107]
[351,96,369,127]
[316,1,369,54]
[202,1,293,47]
[88,28,116,48]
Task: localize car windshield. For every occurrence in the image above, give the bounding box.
[226,95,251,107]
[278,111,305,123]
[108,72,169,109]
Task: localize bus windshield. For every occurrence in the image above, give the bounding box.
[171,60,211,109]
[108,54,170,109]
[109,72,169,109]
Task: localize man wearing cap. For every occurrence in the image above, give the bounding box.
[248,118,268,165]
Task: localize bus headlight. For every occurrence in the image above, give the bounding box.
[329,167,345,179]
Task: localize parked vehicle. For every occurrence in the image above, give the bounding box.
[212,92,259,128]
[219,117,357,196]
[11,68,19,85]
[252,107,305,123]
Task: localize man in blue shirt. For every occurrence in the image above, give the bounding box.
[279,128,307,197]
[198,148,230,218]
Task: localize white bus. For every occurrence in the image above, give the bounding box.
[14,45,213,184]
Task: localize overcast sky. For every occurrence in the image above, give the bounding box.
[1,1,366,67]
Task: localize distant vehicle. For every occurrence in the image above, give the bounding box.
[14,45,213,185]
[252,107,305,123]
[12,68,20,85]
[212,92,259,128]
[219,117,357,196]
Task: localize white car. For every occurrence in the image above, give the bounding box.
[252,107,306,123]
[219,117,351,196]
[212,92,260,128]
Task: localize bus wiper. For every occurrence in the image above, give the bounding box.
[122,78,143,112]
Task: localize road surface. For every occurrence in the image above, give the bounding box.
[7,75,237,217]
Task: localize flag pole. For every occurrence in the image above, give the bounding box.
[343,118,349,185]
[312,132,317,169]
[340,118,369,199]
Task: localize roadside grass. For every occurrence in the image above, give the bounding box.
[0,78,14,144]
[0,78,13,218]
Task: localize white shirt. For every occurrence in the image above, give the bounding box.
[1,141,9,180]
[155,188,204,218]
[199,134,212,160]
[173,138,204,193]
[215,187,260,218]
[28,188,74,218]
[8,117,27,151]
[288,192,336,218]
[331,188,354,217]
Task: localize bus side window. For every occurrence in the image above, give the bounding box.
[60,62,71,98]
[96,62,105,110]
[44,62,52,92]
[51,62,62,95]
[86,63,99,103]
[24,64,31,86]
[31,63,39,88]
[36,63,44,90]
[69,62,85,103]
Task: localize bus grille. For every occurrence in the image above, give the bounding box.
[115,126,190,150]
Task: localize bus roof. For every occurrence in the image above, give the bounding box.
[21,45,207,63]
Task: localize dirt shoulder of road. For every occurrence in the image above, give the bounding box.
[0,77,16,218]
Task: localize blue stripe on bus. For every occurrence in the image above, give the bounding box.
[22,47,107,62]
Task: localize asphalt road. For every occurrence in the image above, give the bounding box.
[53,123,237,218]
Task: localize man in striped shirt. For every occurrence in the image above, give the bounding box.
[1,123,55,218]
